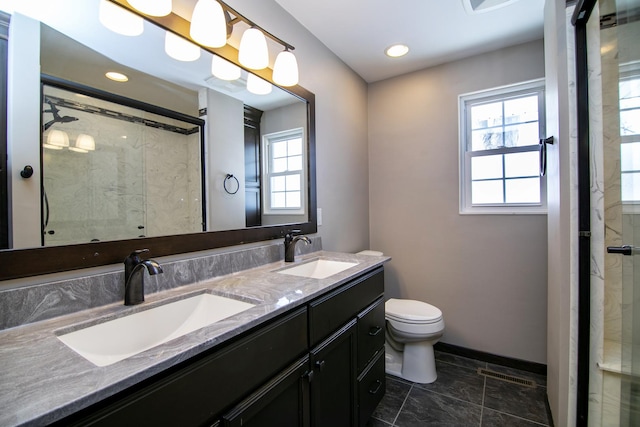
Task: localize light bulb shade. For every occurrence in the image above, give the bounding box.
[47,130,70,148]
[239,27,269,70]
[211,55,241,81]
[246,73,272,95]
[75,134,96,151]
[272,50,299,86]
[190,0,227,47]
[165,32,201,62]
[99,0,144,36]
[127,0,172,16]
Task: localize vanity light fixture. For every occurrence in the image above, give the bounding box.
[127,0,172,17]
[239,27,269,70]
[45,130,70,149]
[211,55,241,81]
[99,0,144,37]
[190,0,227,48]
[165,31,201,62]
[108,0,300,86]
[273,48,299,87]
[69,134,96,153]
[385,44,409,58]
[105,71,129,82]
[246,73,272,95]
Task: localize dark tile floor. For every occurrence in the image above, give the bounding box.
[367,350,551,427]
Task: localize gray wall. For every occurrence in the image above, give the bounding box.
[225,0,371,253]
[368,39,548,363]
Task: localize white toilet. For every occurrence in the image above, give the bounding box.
[385,298,445,384]
[356,250,445,384]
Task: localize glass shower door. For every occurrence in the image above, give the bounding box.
[601,0,640,424]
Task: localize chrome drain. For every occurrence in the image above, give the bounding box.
[477,368,537,388]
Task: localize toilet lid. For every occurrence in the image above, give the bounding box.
[386,298,442,323]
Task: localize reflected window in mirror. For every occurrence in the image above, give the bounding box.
[263,128,305,216]
[40,79,205,246]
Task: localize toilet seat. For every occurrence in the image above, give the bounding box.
[386,298,443,324]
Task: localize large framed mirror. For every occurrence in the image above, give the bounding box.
[0,0,316,280]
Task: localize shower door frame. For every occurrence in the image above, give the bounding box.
[572,0,597,426]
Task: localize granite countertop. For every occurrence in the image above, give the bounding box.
[0,251,389,427]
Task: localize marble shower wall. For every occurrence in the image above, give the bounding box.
[42,85,203,246]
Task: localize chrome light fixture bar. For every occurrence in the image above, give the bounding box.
[107,0,299,87]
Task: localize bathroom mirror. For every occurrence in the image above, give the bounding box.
[0,0,316,280]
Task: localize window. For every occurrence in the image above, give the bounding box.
[620,67,640,205]
[263,128,305,215]
[459,79,546,214]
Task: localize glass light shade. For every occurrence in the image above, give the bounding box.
[190,0,227,47]
[239,27,269,70]
[43,143,63,150]
[76,134,96,151]
[272,50,299,87]
[47,130,70,148]
[246,73,272,95]
[128,0,171,16]
[211,55,241,81]
[99,0,143,36]
[165,32,201,62]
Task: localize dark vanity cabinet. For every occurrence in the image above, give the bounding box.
[58,267,385,427]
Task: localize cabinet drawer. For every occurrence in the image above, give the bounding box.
[357,297,385,373]
[357,350,386,427]
[67,307,308,427]
[309,267,384,346]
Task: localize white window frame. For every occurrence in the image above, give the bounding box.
[620,62,640,213]
[262,127,306,216]
[458,79,547,215]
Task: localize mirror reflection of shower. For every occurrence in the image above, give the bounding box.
[41,82,205,246]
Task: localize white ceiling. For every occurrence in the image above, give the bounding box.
[274,0,546,83]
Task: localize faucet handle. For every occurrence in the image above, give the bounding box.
[126,248,149,260]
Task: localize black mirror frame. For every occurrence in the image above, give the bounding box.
[0,6,317,280]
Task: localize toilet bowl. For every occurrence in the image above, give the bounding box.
[385,298,445,384]
[355,251,445,384]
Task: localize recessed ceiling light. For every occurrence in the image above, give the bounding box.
[385,44,409,58]
[105,71,129,82]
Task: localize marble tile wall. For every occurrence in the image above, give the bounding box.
[42,85,203,246]
[0,237,322,331]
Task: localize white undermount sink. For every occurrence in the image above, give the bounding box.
[57,294,255,367]
[277,258,358,279]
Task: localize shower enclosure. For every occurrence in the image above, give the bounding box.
[574,0,640,424]
[41,80,205,246]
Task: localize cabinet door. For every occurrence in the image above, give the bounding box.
[310,319,357,427]
[222,356,311,427]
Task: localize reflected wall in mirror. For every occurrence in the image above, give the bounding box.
[0,0,316,280]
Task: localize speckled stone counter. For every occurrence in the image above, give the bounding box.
[0,250,389,426]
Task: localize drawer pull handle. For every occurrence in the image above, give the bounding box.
[369,326,383,336]
[369,379,382,394]
[315,360,326,372]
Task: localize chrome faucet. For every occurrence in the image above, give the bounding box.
[124,249,163,306]
[284,232,311,262]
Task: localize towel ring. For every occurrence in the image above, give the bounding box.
[224,174,239,194]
